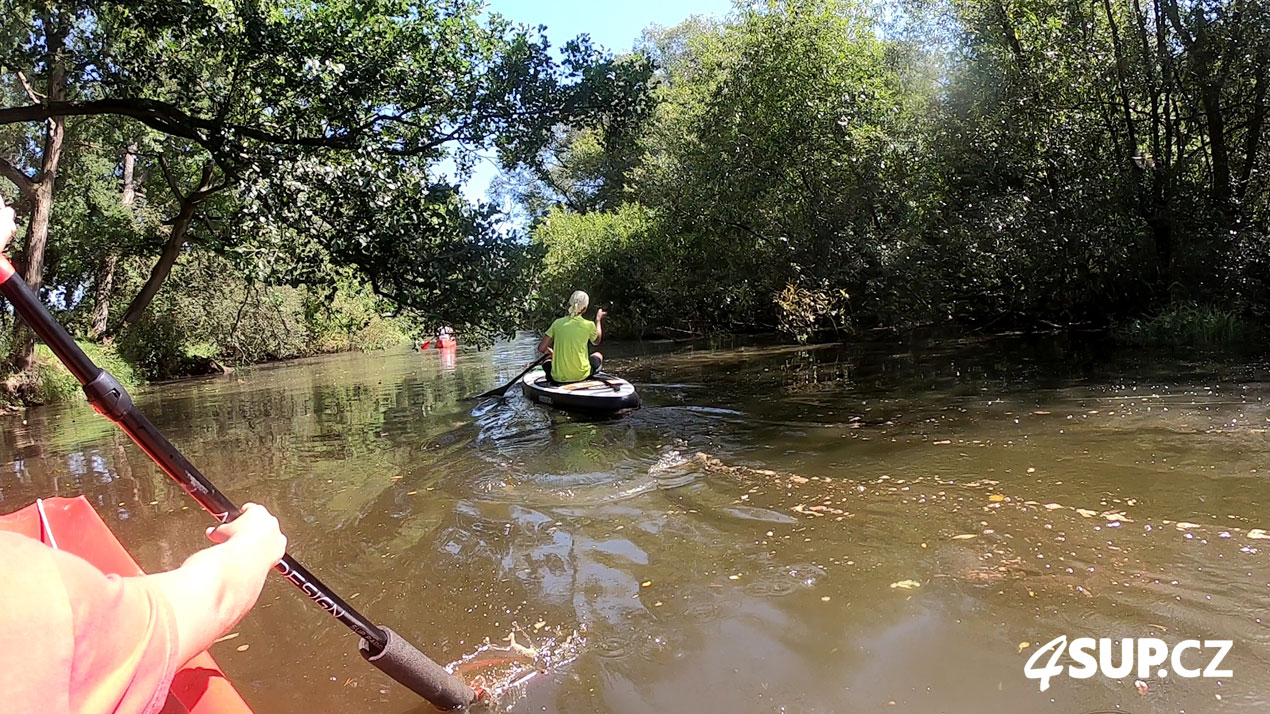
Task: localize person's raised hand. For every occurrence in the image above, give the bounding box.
[0,193,16,252]
[206,503,287,566]
[596,308,607,321]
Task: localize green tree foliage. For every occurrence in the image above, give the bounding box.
[927,0,1270,320]
[527,0,928,337]
[529,203,679,333]
[0,0,650,397]
[522,0,1270,340]
[491,51,655,221]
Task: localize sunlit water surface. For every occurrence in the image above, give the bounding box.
[3,334,1270,714]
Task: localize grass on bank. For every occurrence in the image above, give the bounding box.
[1115,303,1259,346]
[2,340,145,407]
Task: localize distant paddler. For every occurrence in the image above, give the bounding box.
[417,324,456,350]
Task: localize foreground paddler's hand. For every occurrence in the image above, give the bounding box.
[206,502,288,568]
[146,503,289,668]
[596,308,607,322]
[0,193,16,252]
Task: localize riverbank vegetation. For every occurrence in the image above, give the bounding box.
[4,0,1268,404]
[513,0,1270,343]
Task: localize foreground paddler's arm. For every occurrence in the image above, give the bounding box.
[2,530,191,713]
[145,503,287,667]
[0,192,478,710]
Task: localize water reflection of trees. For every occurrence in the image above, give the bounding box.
[0,348,508,550]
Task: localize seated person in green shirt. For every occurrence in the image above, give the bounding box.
[537,290,606,383]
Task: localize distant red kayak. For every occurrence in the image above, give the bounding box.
[0,497,254,714]
[419,338,457,350]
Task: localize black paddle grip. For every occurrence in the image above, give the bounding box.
[360,627,478,710]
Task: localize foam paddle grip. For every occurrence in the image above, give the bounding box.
[360,627,478,710]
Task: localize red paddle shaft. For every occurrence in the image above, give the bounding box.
[0,256,476,710]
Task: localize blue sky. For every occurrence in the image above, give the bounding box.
[456,0,733,207]
[487,0,732,54]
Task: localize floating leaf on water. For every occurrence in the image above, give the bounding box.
[988,494,1005,503]
[1248,528,1270,539]
[533,621,546,631]
[1044,503,1063,510]
[214,632,240,644]
[933,440,952,445]
[1077,508,1098,517]
[641,581,653,588]
[789,475,809,484]
[1135,679,1149,696]
[236,644,250,652]
[890,580,921,590]
[951,534,977,540]
[1018,641,1030,652]
[1176,522,1201,531]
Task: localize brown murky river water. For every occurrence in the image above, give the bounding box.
[3,333,1270,714]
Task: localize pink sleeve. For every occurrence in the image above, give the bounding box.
[60,550,183,714]
[0,532,182,714]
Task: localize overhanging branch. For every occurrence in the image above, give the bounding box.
[0,97,624,161]
[0,158,37,200]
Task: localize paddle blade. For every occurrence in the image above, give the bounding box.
[468,356,546,401]
[470,382,514,400]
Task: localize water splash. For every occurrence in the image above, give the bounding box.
[451,624,587,710]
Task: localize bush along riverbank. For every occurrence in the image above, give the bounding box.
[2,255,414,407]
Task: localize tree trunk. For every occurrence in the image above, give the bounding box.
[1161,0,1232,217]
[1148,200,1174,285]
[1238,50,1267,207]
[9,25,68,371]
[114,157,218,334]
[89,254,119,339]
[90,143,136,339]
[116,200,197,331]
[1199,76,1232,214]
